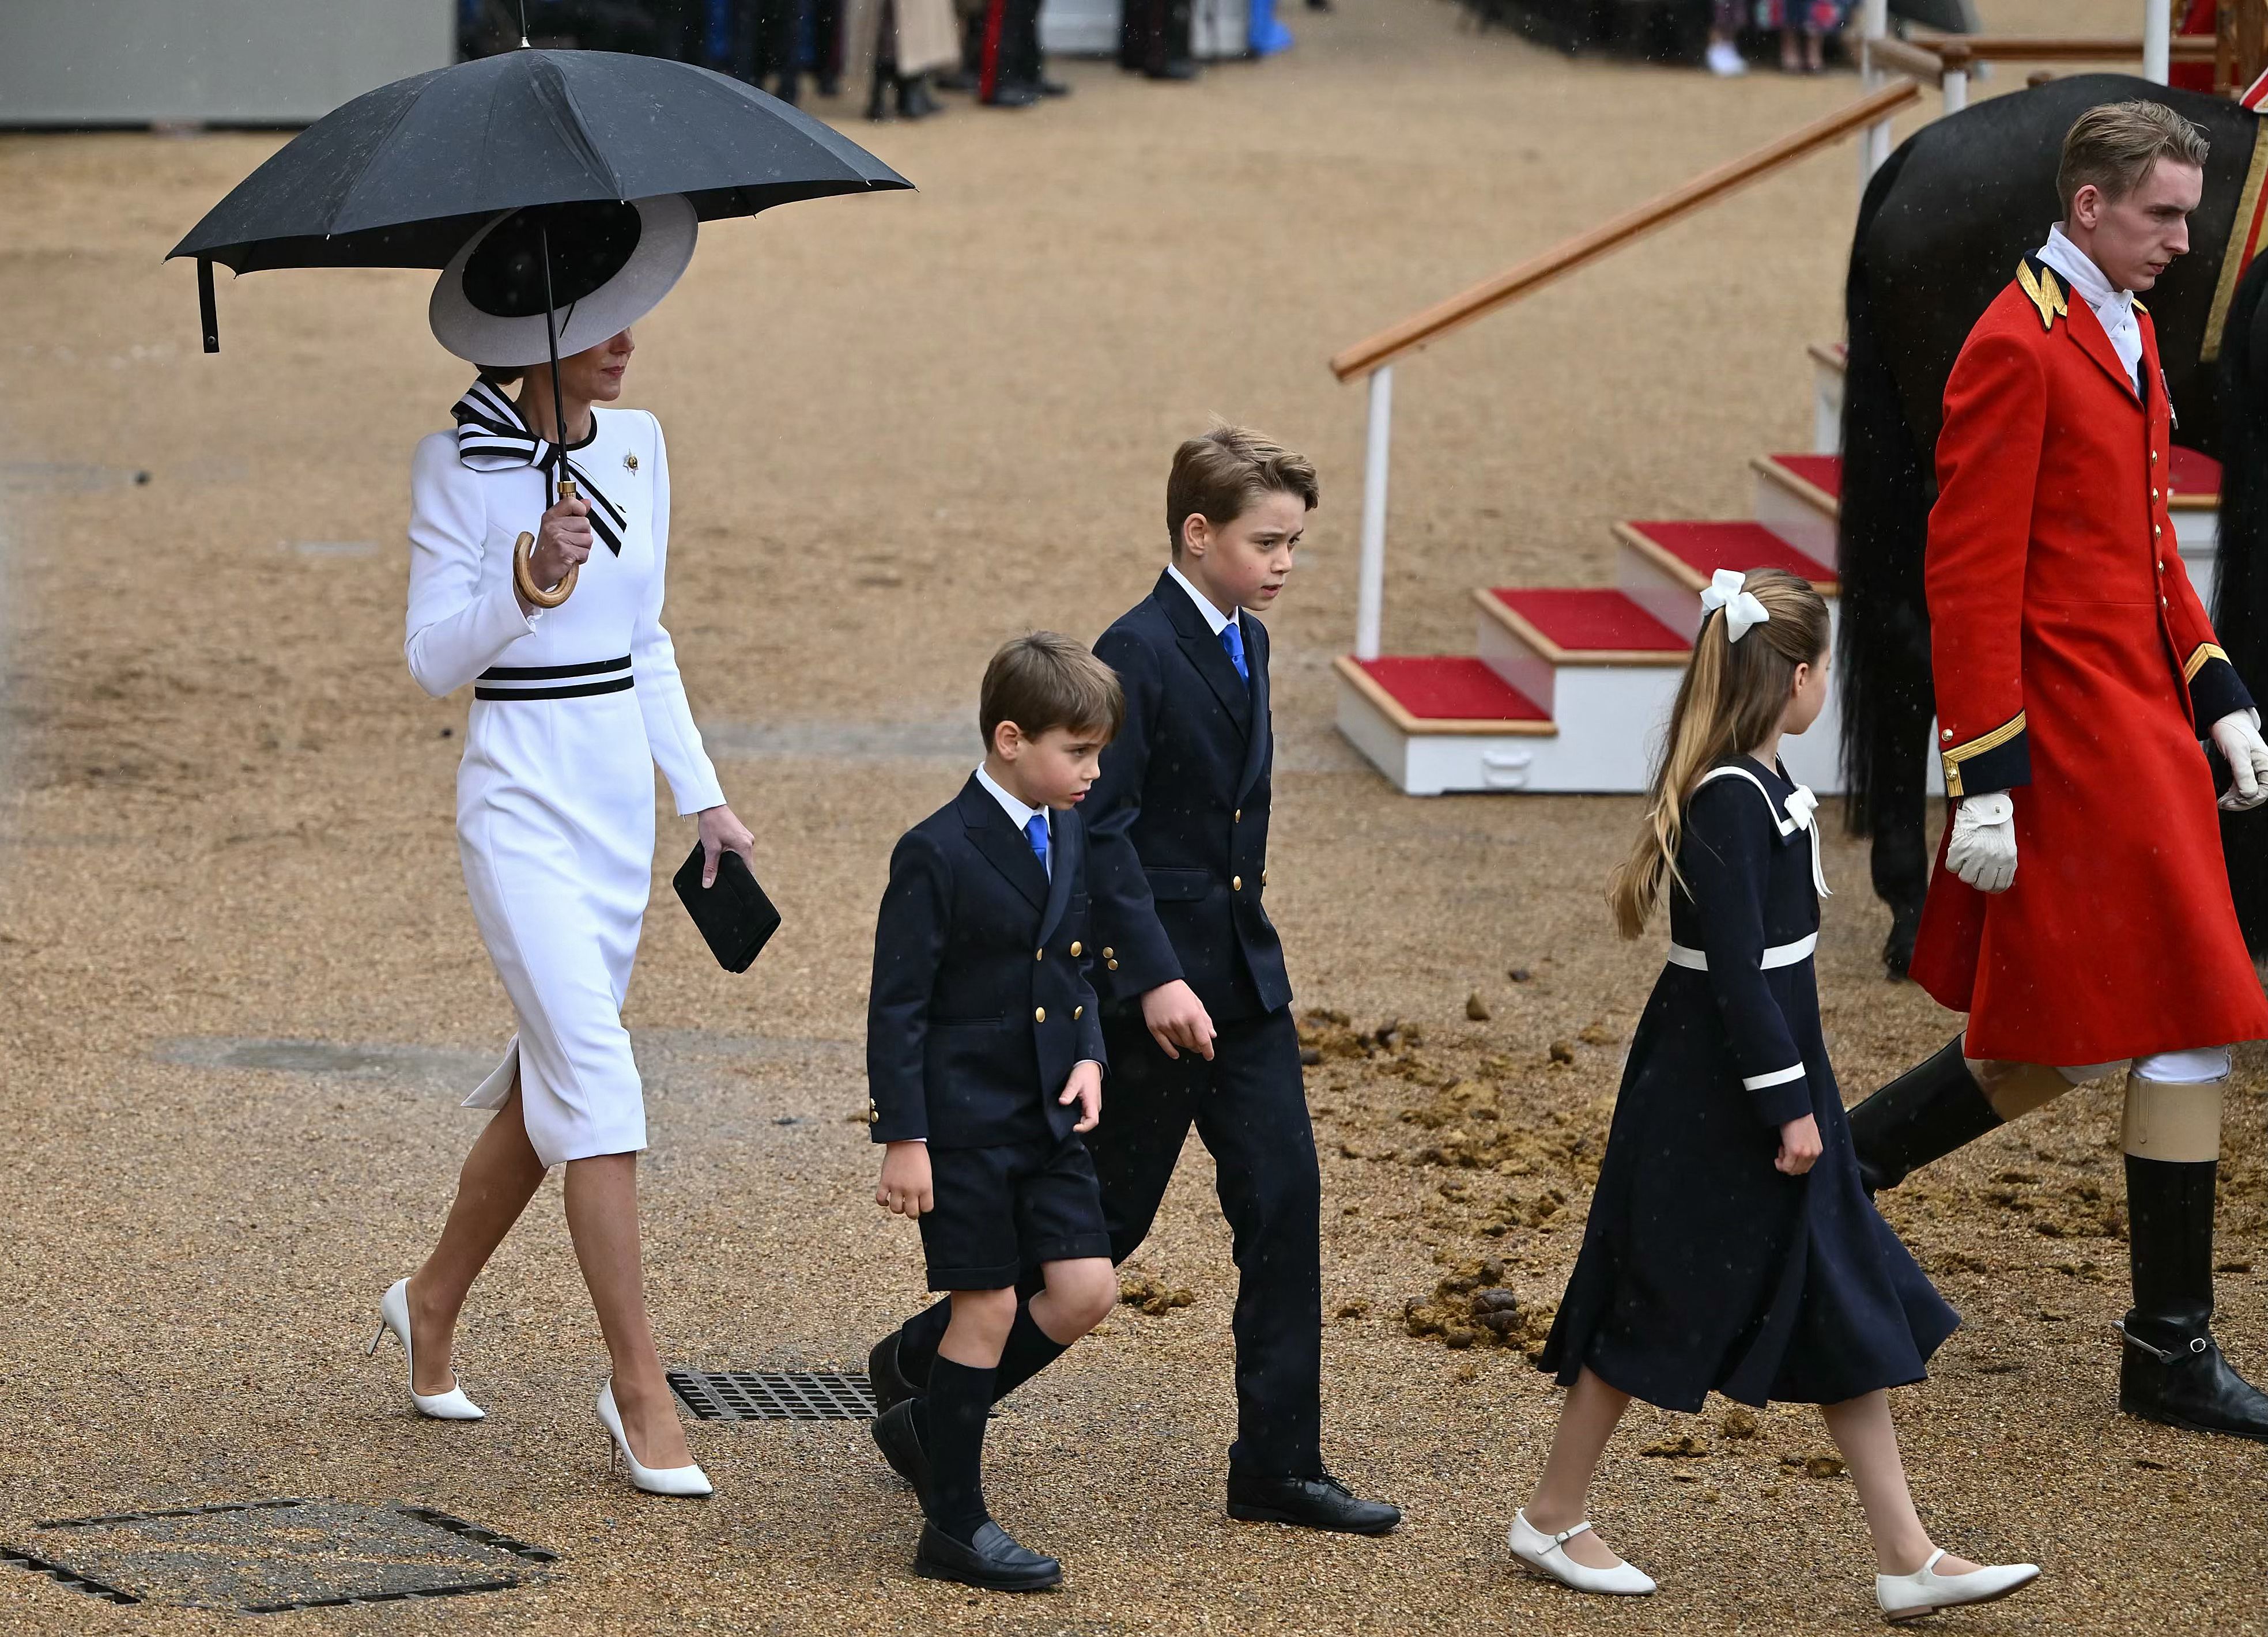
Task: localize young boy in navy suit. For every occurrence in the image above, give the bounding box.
[870,427,1399,1535]
[865,632,1123,1591]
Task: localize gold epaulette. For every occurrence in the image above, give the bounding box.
[2016,261,2067,332]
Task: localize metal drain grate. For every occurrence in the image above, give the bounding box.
[2,1499,554,1613]
[667,1368,877,1421]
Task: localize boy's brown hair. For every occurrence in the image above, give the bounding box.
[1166,424,1320,556]
[980,632,1124,750]
[2058,100,2209,213]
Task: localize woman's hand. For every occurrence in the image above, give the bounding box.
[696,804,756,888]
[525,493,593,599]
[877,1141,934,1218]
[1775,1113,1823,1176]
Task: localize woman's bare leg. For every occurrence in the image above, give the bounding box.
[563,1151,692,1469]
[405,1083,547,1395]
[1524,1367,1634,1571]
[1819,1392,1978,1576]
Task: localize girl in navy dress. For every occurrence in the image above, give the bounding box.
[1516,568,2041,1623]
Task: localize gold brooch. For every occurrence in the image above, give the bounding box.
[624,451,640,472]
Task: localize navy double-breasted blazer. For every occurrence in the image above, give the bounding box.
[866,776,1109,1150]
[1088,570,1289,1023]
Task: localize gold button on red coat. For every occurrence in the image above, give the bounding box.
[1942,729,1954,742]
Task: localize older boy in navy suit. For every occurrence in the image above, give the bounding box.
[866,632,1123,1591]
[871,428,1399,1535]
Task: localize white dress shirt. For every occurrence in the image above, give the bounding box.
[975,763,1050,878]
[2036,222,2141,394]
[1167,561,1238,638]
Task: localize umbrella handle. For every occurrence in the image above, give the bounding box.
[512,475,582,608]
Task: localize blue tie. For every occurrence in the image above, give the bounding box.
[1221,617,1249,683]
[1024,812,1049,877]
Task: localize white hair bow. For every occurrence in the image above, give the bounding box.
[1700,568,1770,643]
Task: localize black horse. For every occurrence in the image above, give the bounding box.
[1837,73,2268,976]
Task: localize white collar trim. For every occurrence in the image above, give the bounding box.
[975,764,1047,837]
[1167,561,1236,637]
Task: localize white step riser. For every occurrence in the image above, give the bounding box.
[1753,471,1837,572]
[1475,614,1556,716]
[1813,357,1843,457]
[1617,549,1705,638]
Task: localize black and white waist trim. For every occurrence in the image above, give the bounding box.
[1665,932,1817,972]
[474,655,633,701]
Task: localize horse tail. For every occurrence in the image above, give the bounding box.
[2214,254,2268,951]
[1835,140,1933,842]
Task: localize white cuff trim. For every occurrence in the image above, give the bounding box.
[1742,1063,1806,1091]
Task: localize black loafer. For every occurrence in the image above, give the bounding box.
[914,1519,1061,1591]
[870,1400,933,1502]
[1227,1470,1401,1534]
[867,1330,925,1415]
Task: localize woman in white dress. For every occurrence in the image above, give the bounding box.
[369,195,751,1496]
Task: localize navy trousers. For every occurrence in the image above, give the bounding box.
[1090,1001,1322,1477]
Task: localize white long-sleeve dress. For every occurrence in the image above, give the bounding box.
[405,406,723,1166]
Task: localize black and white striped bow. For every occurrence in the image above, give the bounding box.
[451,377,628,555]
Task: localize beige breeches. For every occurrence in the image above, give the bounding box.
[1964,1047,2227,1164]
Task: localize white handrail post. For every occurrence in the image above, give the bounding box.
[1355,365,1393,663]
[1942,66,1969,114]
[1859,0,1892,180]
[2143,0,2171,84]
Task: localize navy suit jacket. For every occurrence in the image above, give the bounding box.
[1087,570,1290,1023]
[866,776,1109,1149]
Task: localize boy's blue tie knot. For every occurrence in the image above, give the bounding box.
[1221,617,1249,683]
[1024,812,1049,874]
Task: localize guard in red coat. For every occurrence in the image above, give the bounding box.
[1846,101,2268,1443]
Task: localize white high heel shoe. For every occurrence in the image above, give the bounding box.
[1508,1509,1656,1596]
[1876,1550,2040,1623]
[597,1381,712,1498]
[367,1278,485,1420]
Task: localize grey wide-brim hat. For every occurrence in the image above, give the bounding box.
[428,193,696,367]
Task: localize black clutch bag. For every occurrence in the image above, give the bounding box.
[673,844,781,973]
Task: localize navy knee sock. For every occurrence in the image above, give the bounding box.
[899,1298,951,1388]
[916,1357,995,1543]
[990,1305,1070,1403]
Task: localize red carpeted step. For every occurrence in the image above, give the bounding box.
[2170,446,2220,502]
[1763,452,1841,502]
[1341,656,1552,725]
[1616,520,1837,592]
[1482,588,1689,657]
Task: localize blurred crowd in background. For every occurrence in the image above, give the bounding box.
[455,0,1326,120]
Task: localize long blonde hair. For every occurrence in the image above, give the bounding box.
[1608,568,1832,939]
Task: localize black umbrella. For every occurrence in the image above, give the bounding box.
[168,46,911,351]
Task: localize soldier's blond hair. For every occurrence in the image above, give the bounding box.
[2058,100,2209,213]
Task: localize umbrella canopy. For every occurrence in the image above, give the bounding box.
[168,47,911,346]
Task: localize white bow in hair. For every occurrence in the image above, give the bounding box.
[1783,783,1832,899]
[1700,568,1770,643]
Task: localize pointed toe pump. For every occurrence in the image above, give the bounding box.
[368,1277,485,1420]
[597,1381,712,1498]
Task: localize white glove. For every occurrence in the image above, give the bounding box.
[1946,792,2017,894]
[2211,709,2268,811]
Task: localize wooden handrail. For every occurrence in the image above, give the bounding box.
[1915,35,2216,67]
[1863,35,1948,84]
[1329,80,1920,382]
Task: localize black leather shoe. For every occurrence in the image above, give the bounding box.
[982,81,1041,107]
[1146,58,1200,81]
[870,1400,933,1502]
[2120,1323,2268,1442]
[867,1331,924,1415]
[915,1519,1061,1591]
[1226,1471,1401,1534]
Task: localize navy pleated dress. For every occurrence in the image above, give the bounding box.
[1538,757,1958,1412]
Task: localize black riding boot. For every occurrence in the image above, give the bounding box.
[1844,1036,2002,1194]
[2118,1154,2268,1442]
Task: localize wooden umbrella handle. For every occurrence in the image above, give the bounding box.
[512,475,581,608]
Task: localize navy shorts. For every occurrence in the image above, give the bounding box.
[919,1131,1111,1290]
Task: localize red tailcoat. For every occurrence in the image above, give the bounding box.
[1909,256,2268,1064]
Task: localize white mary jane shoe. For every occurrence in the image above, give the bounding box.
[367,1278,485,1420]
[597,1380,712,1498]
[1876,1549,2040,1623]
[1508,1509,1656,1596]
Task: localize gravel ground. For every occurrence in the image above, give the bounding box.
[2,2,2262,1631]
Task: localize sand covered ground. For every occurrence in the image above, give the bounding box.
[1,1,2262,1631]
